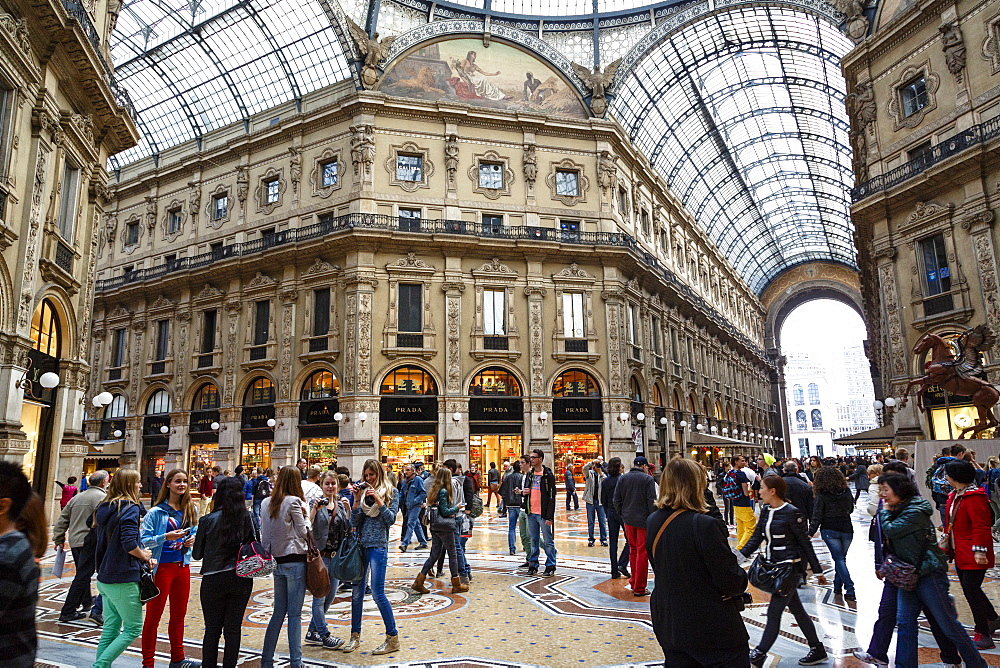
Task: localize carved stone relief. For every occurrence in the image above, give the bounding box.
[467,149,514,199]
[357,292,373,392]
[525,286,546,396]
[350,124,375,182]
[223,299,241,404]
[522,143,537,194]
[17,151,46,332]
[443,282,464,394]
[288,147,302,196]
[344,292,358,393]
[982,11,1000,75]
[280,292,295,400]
[940,23,966,82]
[445,134,459,189]
[235,166,249,212]
[877,262,907,379]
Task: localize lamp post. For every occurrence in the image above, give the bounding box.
[873,397,897,427]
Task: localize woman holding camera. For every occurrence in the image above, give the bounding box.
[305,470,351,650]
[343,459,400,655]
[740,475,828,667]
[140,468,199,668]
[647,457,749,667]
[412,466,467,594]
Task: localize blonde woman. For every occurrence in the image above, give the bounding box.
[140,468,199,668]
[93,469,154,668]
[260,466,311,668]
[343,459,400,654]
[412,466,466,594]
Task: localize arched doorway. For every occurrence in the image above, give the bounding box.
[21,299,62,493]
[551,369,603,486]
[241,377,276,472]
[189,383,220,477]
[299,369,341,466]
[88,393,126,478]
[468,367,523,471]
[142,388,172,491]
[379,365,437,467]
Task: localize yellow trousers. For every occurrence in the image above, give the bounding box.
[734,505,757,549]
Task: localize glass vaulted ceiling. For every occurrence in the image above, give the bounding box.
[108,0,857,294]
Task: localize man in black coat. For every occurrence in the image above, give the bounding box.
[781,461,814,518]
[613,456,657,596]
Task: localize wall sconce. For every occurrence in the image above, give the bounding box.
[452,412,461,422]
[710,425,718,433]
[358,411,368,424]
[333,412,345,424]
[266,418,285,429]
[538,411,548,423]
[659,416,668,426]
[741,430,747,437]
[210,421,227,433]
[696,423,705,431]
[113,429,124,439]
[92,391,114,408]
[15,356,59,401]
[722,427,729,435]
[679,420,688,428]
[618,412,630,423]
[159,425,176,435]
[636,412,645,422]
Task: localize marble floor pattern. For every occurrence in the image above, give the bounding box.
[34,493,1000,667]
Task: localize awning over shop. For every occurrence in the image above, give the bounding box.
[87,439,124,455]
[833,424,895,448]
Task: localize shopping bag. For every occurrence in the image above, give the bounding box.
[52,545,67,578]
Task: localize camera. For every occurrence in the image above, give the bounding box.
[356,481,369,491]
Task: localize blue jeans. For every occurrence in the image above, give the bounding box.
[507,506,520,552]
[401,507,427,548]
[252,499,263,533]
[896,570,986,668]
[308,555,340,637]
[607,511,630,574]
[820,529,855,595]
[867,580,960,665]
[586,503,607,543]
[351,546,397,636]
[453,519,469,576]
[526,513,557,568]
[565,488,579,510]
[262,561,306,668]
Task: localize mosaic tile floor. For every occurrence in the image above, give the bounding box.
[34,494,1000,667]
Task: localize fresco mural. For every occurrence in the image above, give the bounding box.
[379,38,588,118]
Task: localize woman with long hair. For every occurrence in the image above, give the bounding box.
[94,469,154,668]
[139,468,199,668]
[600,456,630,578]
[647,457,749,666]
[805,456,822,482]
[193,477,256,667]
[260,465,311,668]
[740,475,828,667]
[343,459,400,655]
[808,466,856,601]
[305,470,351,650]
[412,467,466,595]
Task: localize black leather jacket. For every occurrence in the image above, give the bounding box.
[739,503,822,574]
[193,510,256,574]
[500,470,526,508]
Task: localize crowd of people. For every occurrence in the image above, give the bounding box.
[0,444,998,666]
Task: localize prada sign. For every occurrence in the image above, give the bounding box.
[242,405,275,430]
[380,397,437,422]
[553,398,602,422]
[300,399,340,425]
[469,398,523,422]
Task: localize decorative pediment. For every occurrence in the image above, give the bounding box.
[108,305,131,320]
[902,200,952,229]
[148,294,175,311]
[246,271,278,290]
[552,263,594,281]
[473,258,517,277]
[195,283,224,301]
[387,252,435,274]
[303,257,339,276]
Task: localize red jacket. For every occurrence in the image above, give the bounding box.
[198,475,214,498]
[945,486,995,570]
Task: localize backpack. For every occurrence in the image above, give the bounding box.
[252,476,272,501]
[719,471,742,500]
[931,462,954,496]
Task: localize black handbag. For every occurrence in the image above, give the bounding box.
[138,561,160,604]
[428,506,456,532]
[748,556,798,596]
[331,530,364,583]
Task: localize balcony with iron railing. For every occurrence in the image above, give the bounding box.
[95,212,768,361]
[852,116,1000,201]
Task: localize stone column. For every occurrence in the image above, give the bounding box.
[602,288,632,459]
[338,273,378,473]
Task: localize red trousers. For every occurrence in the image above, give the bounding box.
[141,561,190,666]
[624,524,649,594]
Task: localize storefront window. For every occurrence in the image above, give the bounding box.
[469,368,520,396]
[552,369,603,484]
[469,434,521,472]
[553,369,600,397]
[380,434,435,469]
[242,377,275,473]
[555,434,603,483]
[189,383,220,477]
[380,366,437,465]
[380,366,436,395]
[299,370,341,466]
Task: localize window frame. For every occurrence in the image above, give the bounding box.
[57,161,81,244]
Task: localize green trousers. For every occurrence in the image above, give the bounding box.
[517,507,531,555]
[94,580,143,668]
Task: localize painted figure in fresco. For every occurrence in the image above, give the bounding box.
[451,51,510,101]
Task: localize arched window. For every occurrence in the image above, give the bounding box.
[469,367,521,396]
[792,385,804,406]
[653,385,664,406]
[808,383,820,404]
[104,394,127,419]
[629,377,643,402]
[245,377,275,405]
[811,409,823,429]
[192,384,220,411]
[30,299,61,357]
[301,370,340,400]
[380,366,437,395]
[146,389,172,415]
[795,410,807,430]
[552,369,601,397]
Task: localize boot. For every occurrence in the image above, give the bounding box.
[372,633,400,655]
[341,632,361,653]
[451,576,469,593]
[460,574,470,590]
[412,571,430,594]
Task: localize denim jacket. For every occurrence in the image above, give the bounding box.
[141,502,196,573]
[350,489,399,548]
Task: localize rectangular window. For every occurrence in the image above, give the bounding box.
[210,241,223,259]
[111,328,127,368]
[253,300,270,346]
[478,162,504,189]
[555,170,579,197]
[398,207,421,232]
[264,178,279,204]
[652,316,662,357]
[154,319,169,361]
[483,289,505,336]
[901,76,929,117]
[57,163,81,243]
[0,86,11,175]
[313,288,330,337]
[125,221,140,246]
[396,155,423,182]
[562,292,585,338]
[167,209,182,234]
[201,309,217,353]
[618,186,628,217]
[321,160,338,187]
[640,209,650,236]
[920,234,951,296]
[482,214,503,234]
[908,140,933,163]
[212,194,228,220]
[398,284,422,333]
[627,304,638,344]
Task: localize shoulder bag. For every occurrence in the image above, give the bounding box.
[428,505,457,532]
[305,530,331,598]
[650,509,684,559]
[878,532,931,591]
[236,539,276,578]
[747,555,797,596]
[332,514,365,583]
[139,561,160,604]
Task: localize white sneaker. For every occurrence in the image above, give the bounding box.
[851,650,888,667]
